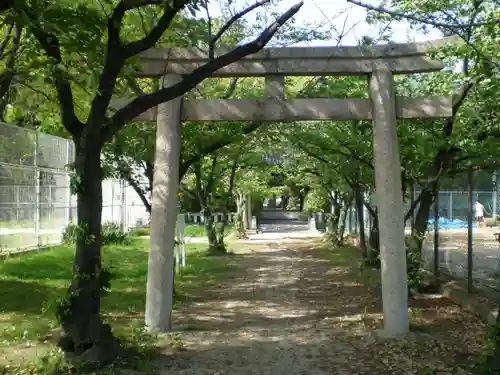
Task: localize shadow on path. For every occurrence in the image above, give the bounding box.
[154,241,486,375]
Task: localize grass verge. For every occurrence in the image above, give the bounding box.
[0,237,235,373]
[129,224,236,238]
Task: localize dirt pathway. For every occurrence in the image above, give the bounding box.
[148,241,485,375]
[151,242,381,375]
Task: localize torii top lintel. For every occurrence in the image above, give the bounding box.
[136,36,458,77]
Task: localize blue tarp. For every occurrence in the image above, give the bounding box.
[427,217,476,229]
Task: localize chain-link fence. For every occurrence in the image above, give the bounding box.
[417,171,500,294]
[338,175,500,295]
[0,123,128,252]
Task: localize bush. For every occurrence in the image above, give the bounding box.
[61,221,130,246]
[406,250,422,292]
[481,321,500,374]
[129,227,150,237]
[359,236,423,294]
[101,222,129,245]
[359,250,381,270]
[61,223,80,244]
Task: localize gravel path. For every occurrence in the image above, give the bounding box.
[151,243,381,375]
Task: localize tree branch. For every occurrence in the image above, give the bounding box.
[346,0,497,29]
[222,78,238,99]
[193,162,205,207]
[0,21,21,116]
[0,0,15,14]
[227,155,239,198]
[295,137,374,169]
[404,190,424,223]
[209,0,271,59]
[29,25,83,137]
[179,121,263,180]
[204,155,218,198]
[104,1,304,142]
[124,0,190,58]
[125,76,146,96]
[123,171,152,213]
[0,19,15,59]
[363,201,376,219]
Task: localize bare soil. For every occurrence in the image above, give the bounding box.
[147,240,487,375]
[423,227,500,288]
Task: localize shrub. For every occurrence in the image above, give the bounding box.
[406,250,422,292]
[61,221,130,246]
[129,227,150,237]
[359,235,423,294]
[101,222,129,245]
[481,321,500,374]
[359,250,381,270]
[61,223,80,244]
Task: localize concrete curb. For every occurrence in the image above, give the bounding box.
[441,280,499,325]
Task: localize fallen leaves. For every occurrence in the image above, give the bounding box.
[161,242,489,375]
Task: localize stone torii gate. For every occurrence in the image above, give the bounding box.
[114,37,454,337]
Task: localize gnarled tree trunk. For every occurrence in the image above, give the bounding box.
[203,206,225,253]
[58,134,120,362]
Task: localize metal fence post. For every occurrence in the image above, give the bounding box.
[449,191,453,220]
[410,184,415,232]
[120,180,127,231]
[65,140,72,227]
[433,184,439,276]
[178,213,186,267]
[34,131,41,247]
[48,185,52,221]
[15,186,20,221]
[467,168,473,293]
[493,171,497,219]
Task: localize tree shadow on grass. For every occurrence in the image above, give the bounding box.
[0,240,489,374]
[0,278,63,314]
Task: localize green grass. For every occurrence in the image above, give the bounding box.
[0,238,234,348]
[129,224,235,238]
[184,224,207,237]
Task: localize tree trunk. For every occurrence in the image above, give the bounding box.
[330,195,342,232]
[412,188,434,250]
[204,207,224,253]
[281,195,288,209]
[354,187,367,258]
[57,135,121,362]
[337,202,350,245]
[216,156,238,245]
[122,170,151,214]
[366,207,379,254]
[235,193,247,239]
[327,192,346,247]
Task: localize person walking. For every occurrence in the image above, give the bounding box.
[475,199,488,228]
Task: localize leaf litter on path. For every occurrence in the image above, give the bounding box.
[150,242,487,375]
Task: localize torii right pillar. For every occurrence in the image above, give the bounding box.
[369,68,409,337]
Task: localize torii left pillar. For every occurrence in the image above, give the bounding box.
[146,74,183,332]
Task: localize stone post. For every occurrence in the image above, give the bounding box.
[145,74,183,332]
[308,215,318,232]
[369,69,409,337]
